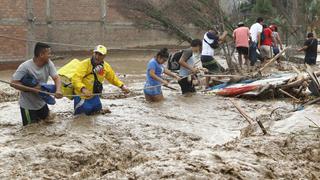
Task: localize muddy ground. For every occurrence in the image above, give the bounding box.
[0,51,319,179]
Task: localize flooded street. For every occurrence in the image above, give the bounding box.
[0,51,319,179]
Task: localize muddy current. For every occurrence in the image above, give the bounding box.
[0,51,319,179]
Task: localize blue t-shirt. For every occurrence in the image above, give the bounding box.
[146,58,164,86]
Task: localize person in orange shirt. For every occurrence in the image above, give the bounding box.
[233,22,250,70]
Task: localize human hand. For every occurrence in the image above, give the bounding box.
[191,68,200,74]
[81,87,92,98]
[121,85,130,94]
[176,76,182,81]
[54,90,63,99]
[200,68,209,73]
[162,80,169,86]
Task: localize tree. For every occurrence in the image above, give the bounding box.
[305,0,320,32]
[252,0,274,16]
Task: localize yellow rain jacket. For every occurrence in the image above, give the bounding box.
[72,58,123,99]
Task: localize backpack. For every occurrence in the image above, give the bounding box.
[167,50,193,71]
[58,59,81,100]
[167,50,183,71]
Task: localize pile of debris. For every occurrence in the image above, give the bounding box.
[204,49,320,105]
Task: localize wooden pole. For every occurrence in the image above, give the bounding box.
[230,99,268,135]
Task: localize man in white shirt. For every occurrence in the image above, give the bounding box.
[249,17,264,66]
[201,28,227,88]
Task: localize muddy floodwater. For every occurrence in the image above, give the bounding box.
[0,50,319,179]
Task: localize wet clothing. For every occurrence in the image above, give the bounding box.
[304,38,318,65]
[12,59,58,110]
[71,58,123,115]
[144,58,164,96]
[20,104,49,126]
[179,48,194,77]
[143,83,162,96]
[74,95,102,115]
[201,32,223,73]
[178,76,196,94]
[201,55,222,73]
[72,58,123,99]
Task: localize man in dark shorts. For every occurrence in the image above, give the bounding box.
[11,42,63,126]
[201,28,227,87]
[233,22,250,70]
[298,32,318,65]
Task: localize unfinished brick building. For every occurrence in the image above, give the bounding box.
[0,0,191,66]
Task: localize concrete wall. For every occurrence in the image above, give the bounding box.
[0,0,201,63]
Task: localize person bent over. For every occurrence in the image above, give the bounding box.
[72,45,129,115]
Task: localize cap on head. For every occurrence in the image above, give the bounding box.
[269,25,275,30]
[94,45,107,55]
[237,22,244,27]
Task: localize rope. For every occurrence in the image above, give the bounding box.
[0,34,161,51]
[0,79,175,98]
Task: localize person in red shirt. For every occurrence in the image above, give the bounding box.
[259,24,275,62]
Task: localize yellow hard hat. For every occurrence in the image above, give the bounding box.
[93,45,107,55]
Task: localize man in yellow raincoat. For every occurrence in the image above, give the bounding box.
[72,45,130,115]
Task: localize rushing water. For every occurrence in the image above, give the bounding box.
[0,50,319,179]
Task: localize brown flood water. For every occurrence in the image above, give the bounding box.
[0,50,319,179]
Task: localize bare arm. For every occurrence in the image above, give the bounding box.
[10,80,40,93]
[218,31,228,43]
[179,56,198,74]
[257,32,261,48]
[276,34,283,50]
[164,69,180,80]
[52,75,63,98]
[297,46,308,52]
[149,69,168,85]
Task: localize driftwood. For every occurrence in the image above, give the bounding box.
[278,75,305,89]
[254,47,289,76]
[305,116,320,128]
[230,99,253,125]
[230,99,268,135]
[201,74,245,78]
[278,88,300,102]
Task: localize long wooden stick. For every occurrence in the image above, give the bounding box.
[0,79,177,98]
[256,47,288,74]
[0,79,56,96]
[0,79,124,97]
[230,99,268,135]
[305,116,320,128]
[230,99,253,125]
[201,74,245,78]
[278,88,300,102]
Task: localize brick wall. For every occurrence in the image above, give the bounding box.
[0,0,202,63]
[0,0,27,62]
